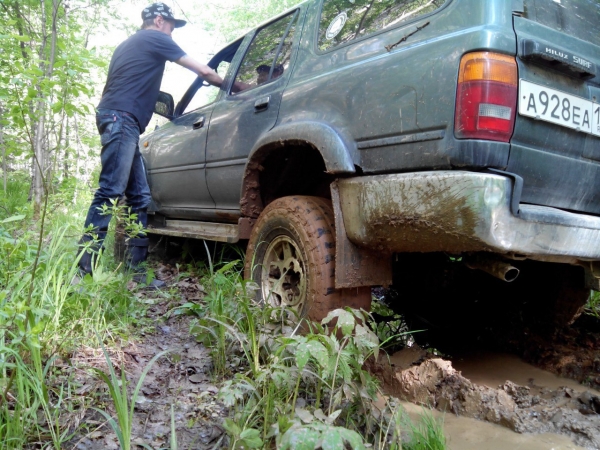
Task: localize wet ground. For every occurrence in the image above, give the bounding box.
[65,249,599,449]
[369,304,600,449]
[67,265,228,449]
[372,349,600,449]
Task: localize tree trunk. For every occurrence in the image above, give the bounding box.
[32,108,46,219]
[63,116,70,180]
[31,0,60,218]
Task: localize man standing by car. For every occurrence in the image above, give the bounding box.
[78,2,225,286]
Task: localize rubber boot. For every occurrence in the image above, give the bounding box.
[125,237,166,289]
[77,235,101,277]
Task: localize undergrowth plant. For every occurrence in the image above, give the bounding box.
[0,189,146,448]
[93,338,168,450]
[586,291,600,318]
[180,261,447,450]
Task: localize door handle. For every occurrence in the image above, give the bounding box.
[254,96,270,112]
[193,116,205,129]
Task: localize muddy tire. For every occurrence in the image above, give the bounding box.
[244,196,371,322]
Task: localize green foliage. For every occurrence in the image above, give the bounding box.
[93,338,168,450]
[586,291,600,318]
[180,262,443,449]
[403,410,446,450]
[0,179,144,448]
[0,174,30,218]
[197,0,300,42]
[280,423,366,450]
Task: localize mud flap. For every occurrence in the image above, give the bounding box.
[584,261,600,291]
[331,181,392,289]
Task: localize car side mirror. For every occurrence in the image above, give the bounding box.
[154,91,174,119]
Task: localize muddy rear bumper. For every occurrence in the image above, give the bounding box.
[337,171,600,263]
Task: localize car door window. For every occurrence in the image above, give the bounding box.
[318,0,448,52]
[183,62,231,114]
[233,11,299,93]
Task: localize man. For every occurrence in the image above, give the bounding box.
[256,64,284,85]
[78,3,224,287]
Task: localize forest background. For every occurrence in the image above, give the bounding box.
[1,0,597,448]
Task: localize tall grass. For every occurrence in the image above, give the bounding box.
[0,180,141,448]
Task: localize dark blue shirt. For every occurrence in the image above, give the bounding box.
[98,29,186,133]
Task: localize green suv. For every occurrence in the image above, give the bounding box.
[142,0,600,326]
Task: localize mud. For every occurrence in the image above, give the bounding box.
[502,315,600,391]
[371,348,600,449]
[67,266,228,449]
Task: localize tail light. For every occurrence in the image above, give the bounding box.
[455,52,518,142]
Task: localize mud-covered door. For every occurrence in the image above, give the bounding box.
[144,103,215,215]
[509,0,600,215]
[205,9,301,213]
[144,65,232,218]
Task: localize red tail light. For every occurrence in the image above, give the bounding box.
[455,52,518,142]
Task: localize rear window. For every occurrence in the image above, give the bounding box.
[523,0,600,47]
[318,0,448,52]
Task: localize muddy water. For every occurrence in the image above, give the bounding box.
[383,349,600,449]
[402,401,586,450]
[452,352,600,394]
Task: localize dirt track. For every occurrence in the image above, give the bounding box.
[68,249,600,449]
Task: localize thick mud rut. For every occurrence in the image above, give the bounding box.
[368,316,600,449]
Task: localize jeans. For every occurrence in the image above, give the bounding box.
[83,109,151,243]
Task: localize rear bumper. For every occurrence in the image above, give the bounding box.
[337,171,600,263]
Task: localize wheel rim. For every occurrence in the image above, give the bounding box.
[260,235,307,313]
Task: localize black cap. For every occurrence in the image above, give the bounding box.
[142,3,186,28]
[256,64,284,74]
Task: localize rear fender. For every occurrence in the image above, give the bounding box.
[240,121,356,218]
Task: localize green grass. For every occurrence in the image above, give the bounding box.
[586,291,600,318]
[0,175,146,449]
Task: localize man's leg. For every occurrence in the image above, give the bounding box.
[78,109,141,275]
[122,133,165,287]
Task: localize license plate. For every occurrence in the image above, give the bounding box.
[519,79,600,137]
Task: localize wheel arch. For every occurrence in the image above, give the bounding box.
[240,121,358,219]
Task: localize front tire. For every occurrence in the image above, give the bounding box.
[244,196,371,322]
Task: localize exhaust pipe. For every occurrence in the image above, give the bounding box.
[465,255,520,282]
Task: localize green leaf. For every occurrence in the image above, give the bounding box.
[239,428,263,449]
[280,427,320,450]
[338,428,366,449]
[307,340,328,369]
[0,214,25,223]
[11,34,30,42]
[322,309,355,336]
[295,341,310,370]
[321,428,343,450]
[223,418,241,437]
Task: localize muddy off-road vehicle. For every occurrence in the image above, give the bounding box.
[142,0,600,327]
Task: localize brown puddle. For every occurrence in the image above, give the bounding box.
[402,401,586,450]
[452,352,599,394]
[371,348,600,449]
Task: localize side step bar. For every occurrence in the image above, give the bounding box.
[147,219,239,243]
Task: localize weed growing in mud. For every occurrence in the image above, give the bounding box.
[93,338,168,450]
[586,291,600,318]
[179,261,447,449]
[402,410,446,450]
